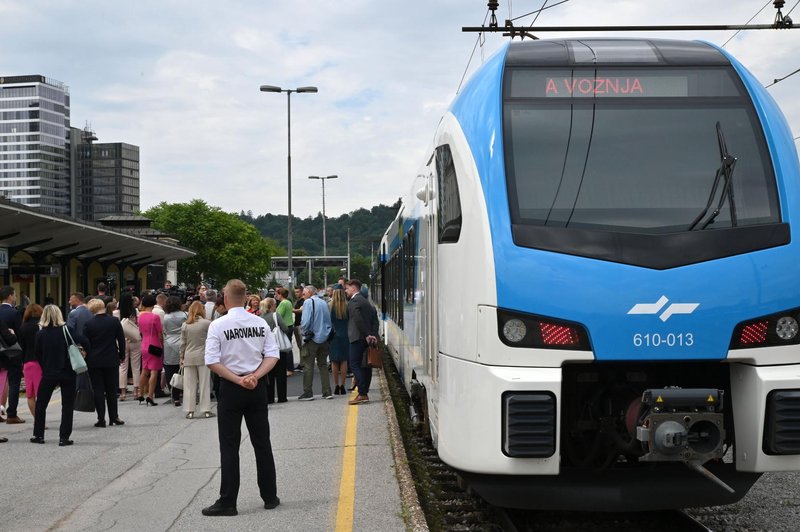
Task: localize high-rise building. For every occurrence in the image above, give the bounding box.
[73,125,140,221]
[0,75,71,214]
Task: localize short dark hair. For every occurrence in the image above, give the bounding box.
[70,292,85,302]
[141,294,157,308]
[165,295,183,314]
[97,282,107,293]
[0,285,14,301]
[346,279,362,290]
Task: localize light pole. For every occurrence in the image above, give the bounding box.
[259,84,318,292]
[308,174,338,287]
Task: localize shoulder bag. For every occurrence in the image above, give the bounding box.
[63,326,88,374]
[266,315,293,351]
[302,299,316,343]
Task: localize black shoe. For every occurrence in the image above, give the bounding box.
[94,420,106,428]
[30,436,45,444]
[110,418,125,426]
[264,497,280,510]
[146,397,159,406]
[202,499,238,516]
[59,439,74,446]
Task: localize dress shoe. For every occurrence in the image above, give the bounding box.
[59,440,74,447]
[94,420,106,428]
[30,436,45,444]
[6,416,25,424]
[201,499,237,516]
[146,397,159,406]
[263,497,281,510]
[348,395,370,405]
[110,418,125,426]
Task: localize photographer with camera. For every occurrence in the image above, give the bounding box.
[296,285,333,401]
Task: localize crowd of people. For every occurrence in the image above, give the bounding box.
[0,276,380,447]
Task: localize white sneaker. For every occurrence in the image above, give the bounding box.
[322,393,333,400]
[298,393,315,401]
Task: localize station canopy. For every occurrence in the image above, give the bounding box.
[0,197,194,264]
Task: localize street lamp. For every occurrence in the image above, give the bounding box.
[308,174,338,286]
[259,84,318,291]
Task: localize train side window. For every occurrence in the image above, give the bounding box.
[435,144,462,243]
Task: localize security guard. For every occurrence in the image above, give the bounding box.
[202,279,280,516]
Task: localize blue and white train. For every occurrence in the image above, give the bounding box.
[373,39,800,511]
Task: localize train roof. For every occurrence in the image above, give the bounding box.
[505,39,730,67]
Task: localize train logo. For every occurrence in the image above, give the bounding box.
[627,296,700,322]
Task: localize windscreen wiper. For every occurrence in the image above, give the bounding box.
[688,122,738,231]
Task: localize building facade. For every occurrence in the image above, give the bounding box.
[73,125,140,221]
[0,75,71,214]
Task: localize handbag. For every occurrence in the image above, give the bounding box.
[0,334,23,362]
[326,328,336,343]
[366,342,382,369]
[147,316,163,356]
[73,372,95,412]
[170,367,184,390]
[63,326,88,374]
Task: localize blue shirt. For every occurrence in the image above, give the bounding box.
[300,296,332,344]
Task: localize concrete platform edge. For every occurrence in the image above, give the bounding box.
[379,369,429,531]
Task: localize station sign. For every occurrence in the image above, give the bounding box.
[0,247,7,269]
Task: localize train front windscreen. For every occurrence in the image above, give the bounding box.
[502,67,780,235]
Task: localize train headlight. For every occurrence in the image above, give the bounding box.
[776,316,799,341]
[502,319,527,343]
[731,307,800,349]
[497,309,591,350]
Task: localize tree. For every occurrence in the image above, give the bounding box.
[145,199,278,289]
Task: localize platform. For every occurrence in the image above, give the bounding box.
[0,368,408,531]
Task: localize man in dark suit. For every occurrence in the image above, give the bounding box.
[0,285,24,424]
[344,279,378,405]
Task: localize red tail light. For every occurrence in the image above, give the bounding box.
[739,321,769,346]
[539,322,580,346]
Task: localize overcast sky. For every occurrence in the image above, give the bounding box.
[1,0,798,219]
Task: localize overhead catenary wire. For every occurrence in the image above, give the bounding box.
[787,0,800,16]
[766,66,800,87]
[456,9,490,95]
[509,0,570,22]
[721,1,772,48]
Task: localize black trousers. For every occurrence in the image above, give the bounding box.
[89,367,119,422]
[267,354,287,403]
[6,360,22,417]
[217,377,277,506]
[33,372,76,440]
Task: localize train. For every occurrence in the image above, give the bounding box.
[372,38,800,511]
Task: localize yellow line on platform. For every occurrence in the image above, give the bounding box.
[334,393,359,532]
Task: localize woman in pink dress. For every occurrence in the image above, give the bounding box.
[138,294,163,406]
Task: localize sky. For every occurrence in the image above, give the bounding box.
[1,0,798,219]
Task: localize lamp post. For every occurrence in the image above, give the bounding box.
[308,174,338,287]
[259,84,318,291]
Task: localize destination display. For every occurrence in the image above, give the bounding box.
[508,68,741,98]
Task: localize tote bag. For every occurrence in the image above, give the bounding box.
[74,372,95,412]
[273,325,292,351]
[63,326,88,374]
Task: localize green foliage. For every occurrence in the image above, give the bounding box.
[240,198,401,258]
[144,199,278,289]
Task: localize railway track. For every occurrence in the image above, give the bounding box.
[382,350,716,531]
